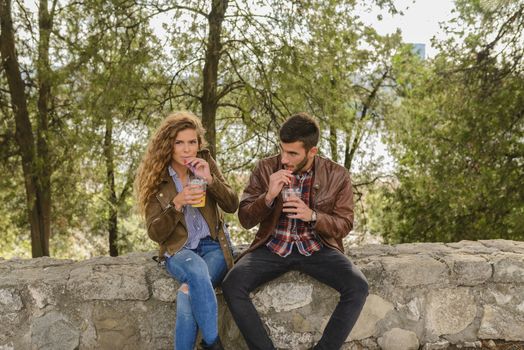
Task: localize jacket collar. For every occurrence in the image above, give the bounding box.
[160,167,172,182]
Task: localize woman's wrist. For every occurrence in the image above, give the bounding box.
[172,197,184,212]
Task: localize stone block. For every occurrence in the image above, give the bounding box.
[31,312,80,350]
[492,253,524,283]
[381,255,448,286]
[348,294,394,340]
[377,328,419,350]
[67,264,149,300]
[425,288,476,336]
[391,242,453,255]
[479,239,524,254]
[348,244,394,258]
[93,303,143,349]
[423,340,450,349]
[446,241,499,254]
[481,284,523,307]
[445,254,492,285]
[253,280,314,313]
[0,313,20,343]
[151,278,177,302]
[263,318,314,349]
[0,288,23,312]
[28,282,65,309]
[395,296,423,321]
[479,305,524,341]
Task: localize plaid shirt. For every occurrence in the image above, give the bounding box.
[266,168,322,257]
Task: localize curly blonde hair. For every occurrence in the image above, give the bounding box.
[135,111,207,216]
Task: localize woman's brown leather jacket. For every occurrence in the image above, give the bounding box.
[145,149,239,269]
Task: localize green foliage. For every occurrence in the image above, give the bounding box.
[4,0,521,259]
[0,171,31,259]
[369,1,524,243]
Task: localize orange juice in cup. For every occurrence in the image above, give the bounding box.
[190,178,207,207]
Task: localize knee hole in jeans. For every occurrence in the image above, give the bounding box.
[179,283,189,294]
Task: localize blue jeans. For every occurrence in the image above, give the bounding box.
[165,237,228,350]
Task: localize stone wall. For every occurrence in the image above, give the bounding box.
[1,239,523,350]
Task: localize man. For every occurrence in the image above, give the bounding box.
[222,113,369,350]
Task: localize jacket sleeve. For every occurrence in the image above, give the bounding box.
[205,154,239,214]
[145,194,184,244]
[314,170,354,240]
[238,161,275,229]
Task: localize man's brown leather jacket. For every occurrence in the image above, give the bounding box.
[145,149,239,269]
[238,154,354,260]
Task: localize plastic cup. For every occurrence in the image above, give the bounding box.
[190,178,207,207]
[282,187,301,201]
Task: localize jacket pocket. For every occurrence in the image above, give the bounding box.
[147,211,176,244]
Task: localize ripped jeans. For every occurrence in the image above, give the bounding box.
[165,237,228,350]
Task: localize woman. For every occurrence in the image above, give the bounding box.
[135,111,238,350]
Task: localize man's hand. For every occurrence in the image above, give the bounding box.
[265,169,293,205]
[282,196,314,221]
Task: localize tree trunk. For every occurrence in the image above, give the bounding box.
[344,109,366,171]
[36,0,53,256]
[329,124,338,162]
[344,70,389,170]
[344,133,353,170]
[103,115,119,256]
[201,0,228,157]
[0,0,50,257]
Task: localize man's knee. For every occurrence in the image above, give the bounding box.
[352,274,369,303]
[222,265,250,300]
[340,270,369,301]
[359,277,369,298]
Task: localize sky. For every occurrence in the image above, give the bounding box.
[358,0,456,58]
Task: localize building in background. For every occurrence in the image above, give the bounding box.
[410,43,426,59]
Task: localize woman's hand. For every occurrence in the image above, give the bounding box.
[172,183,205,210]
[184,157,213,185]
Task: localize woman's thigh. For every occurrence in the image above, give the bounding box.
[165,249,210,284]
[199,240,228,286]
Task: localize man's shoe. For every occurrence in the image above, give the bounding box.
[200,337,224,350]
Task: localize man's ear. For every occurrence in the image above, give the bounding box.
[309,146,318,157]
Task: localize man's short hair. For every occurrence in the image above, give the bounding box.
[279,112,320,150]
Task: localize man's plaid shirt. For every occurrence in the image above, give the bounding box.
[266,168,322,257]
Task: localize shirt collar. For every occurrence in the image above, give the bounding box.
[168,165,178,178]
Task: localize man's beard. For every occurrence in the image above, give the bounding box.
[291,154,309,174]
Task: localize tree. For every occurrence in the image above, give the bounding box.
[0,0,56,257]
[0,0,165,257]
[69,0,166,256]
[370,0,524,243]
[147,0,237,157]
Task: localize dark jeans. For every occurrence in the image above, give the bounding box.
[222,245,369,350]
